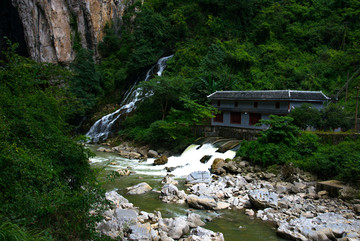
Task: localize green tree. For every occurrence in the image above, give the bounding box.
[289,103,321,129]
[69,48,103,117]
[0,42,105,240]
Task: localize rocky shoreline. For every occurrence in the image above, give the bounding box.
[159,160,360,241]
[96,190,225,240]
[94,144,360,241]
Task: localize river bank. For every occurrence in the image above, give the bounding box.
[89,144,360,240]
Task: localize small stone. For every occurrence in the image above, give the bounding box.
[245,209,255,216]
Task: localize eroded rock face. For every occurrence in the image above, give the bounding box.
[11,0,133,64]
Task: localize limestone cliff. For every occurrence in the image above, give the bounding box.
[11,0,132,64]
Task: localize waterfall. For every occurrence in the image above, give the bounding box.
[86,55,173,142]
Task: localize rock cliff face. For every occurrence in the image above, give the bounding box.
[11,0,132,64]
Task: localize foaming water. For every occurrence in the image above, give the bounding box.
[89,143,235,177]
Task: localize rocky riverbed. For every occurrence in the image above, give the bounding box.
[96,190,225,240]
[92,144,360,240]
[158,160,360,241]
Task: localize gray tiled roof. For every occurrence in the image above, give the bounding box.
[207,90,330,101]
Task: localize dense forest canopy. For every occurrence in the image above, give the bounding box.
[97,0,360,149]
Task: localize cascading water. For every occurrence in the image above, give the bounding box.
[86,55,173,142]
[89,143,236,177]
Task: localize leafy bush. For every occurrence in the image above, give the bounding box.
[304,139,360,182]
[237,116,322,167]
[237,115,360,183]
[290,103,352,131]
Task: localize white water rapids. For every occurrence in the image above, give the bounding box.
[89,143,236,178]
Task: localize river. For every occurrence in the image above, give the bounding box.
[88,144,287,241]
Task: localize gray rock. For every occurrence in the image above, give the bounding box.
[187,226,225,241]
[276,184,289,194]
[148,149,159,158]
[97,147,112,152]
[129,152,142,159]
[105,191,129,206]
[186,171,211,184]
[114,209,138,225]
[126,182,152,195]
[291,181,307,194]
[186,195,217,210]
[245,209,255,216]
[161,174,178,185]
[129,223,152,240]
[160,184,187,203]
[353,204,360,214]
[223,161,238,173]
[277,212,360,241]
[159,217,189,239]
[239,161,249,167]
[248,189,278,209]
[187,213,205,228]
[215,202,231,210]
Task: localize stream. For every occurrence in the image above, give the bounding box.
[88,144,287,241]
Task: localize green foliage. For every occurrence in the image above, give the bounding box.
[0,43,105,240]
[290,103,352,131]
[101,0,360,154]
[304,139,360,182]
[69,48,103,117]
[237,115,359,183]
[237,116,303,166]
[0,218,50,241]
[289,104,321,129]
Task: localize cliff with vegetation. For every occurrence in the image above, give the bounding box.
[9,0,132,64]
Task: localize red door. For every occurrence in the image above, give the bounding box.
[214,112,223,123]
[249,113,261,125]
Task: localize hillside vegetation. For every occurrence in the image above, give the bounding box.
[96,0,360,149]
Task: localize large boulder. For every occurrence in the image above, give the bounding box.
[223,161,239,174]
[185,227,225,241]
[129,152,142,159]
[129,223,152,241]
[159,217,190,239]
[187,213,205,228]
[160,184,187,204]
[148,150,159,158]
[211,158,225,171]
[186,171,211,184]
[248,189,278,209]
[114,209,138,224]
[186,195,217,210]
[105,191,129,205]
[126,182,152,195]
[154,155,168,165]
[277,212,360,241]
[97,147,113,152]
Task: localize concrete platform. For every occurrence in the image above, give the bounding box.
[316,180,346,197]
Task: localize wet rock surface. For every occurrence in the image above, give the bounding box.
[186,171,211,184]
[97,190,219,240]
[126,182,152,195]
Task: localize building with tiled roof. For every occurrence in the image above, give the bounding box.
[207,90,330,129]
